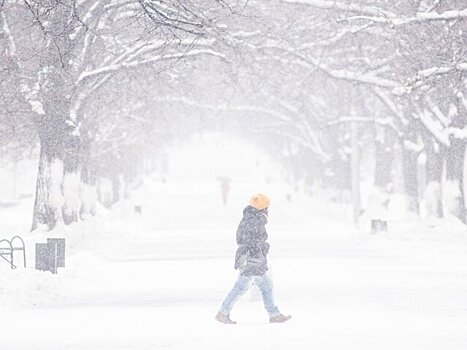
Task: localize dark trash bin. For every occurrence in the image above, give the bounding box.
[35,238,66,274]
[35,243,49,272]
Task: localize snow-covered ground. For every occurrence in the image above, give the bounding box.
[1,138,467,350]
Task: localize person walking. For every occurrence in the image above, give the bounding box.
[215,193,292,324]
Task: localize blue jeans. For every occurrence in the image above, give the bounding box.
[219,272,280,317]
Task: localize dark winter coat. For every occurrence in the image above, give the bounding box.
[234,205,270,276]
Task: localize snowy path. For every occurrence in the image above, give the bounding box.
[2,182,467,349]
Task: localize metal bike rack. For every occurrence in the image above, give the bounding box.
[0,236,26,269]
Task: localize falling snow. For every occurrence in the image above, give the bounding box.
[1,1,467,349]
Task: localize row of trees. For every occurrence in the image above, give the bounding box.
[293,0,466,222]
[0,0,234,230]
[231,0,467,222]
[165,0,466,222]
[0,0,466,230]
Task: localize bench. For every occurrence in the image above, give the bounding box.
[0,236,26,269]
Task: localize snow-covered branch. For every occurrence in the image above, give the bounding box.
[0,10,44,115]
[77,48,224,84]
[372,88,407,126]
[282,0,467,26]
[260,45,401,91]
[281,0,394,17]
[346,8,467,26]
[69,0,103,41]
[138,0,209,36]
[157,96,330,161]
[414,105,450,147]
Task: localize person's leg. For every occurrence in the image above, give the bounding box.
[219,274,253,315]
[254,272,280,318]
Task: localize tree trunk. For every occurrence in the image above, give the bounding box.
[32,87,72,230]
[31,124,66,231]
[62,135,82,225]
[31,1,76,231]
[445,135,466,223]
[112,173,121,205]
[80,168,97,218]
[374,126,395,190]
[351,121,360,227]
[444,100,467,223]
[80,135,97,218]
[401,139,420,215]
[368,125,395,229]
[422,134,444,218]
[97,177,113,209]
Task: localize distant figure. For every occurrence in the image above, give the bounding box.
[367,186,390,234]
[215,194,291,324]
[134,205,142,214]
[217,176,231,206]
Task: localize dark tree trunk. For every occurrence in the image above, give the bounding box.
[401,138,420,215]
[400,113,424,215]
[445,108,466,223]
[31,2,76,231]
[97,177,113,209]
[421,133,444,218]
[445,138,466,223]
[368,125,395,228]
[62,134,82,225]
[31,116,67,231]
[112,174,121,205]
[80,160,97,218]
[374,126,395,189]
[80,132,97,218]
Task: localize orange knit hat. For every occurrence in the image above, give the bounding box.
[249,193,270,210]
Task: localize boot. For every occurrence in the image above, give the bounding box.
[215,312,237,324]
[269,314,292,323]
